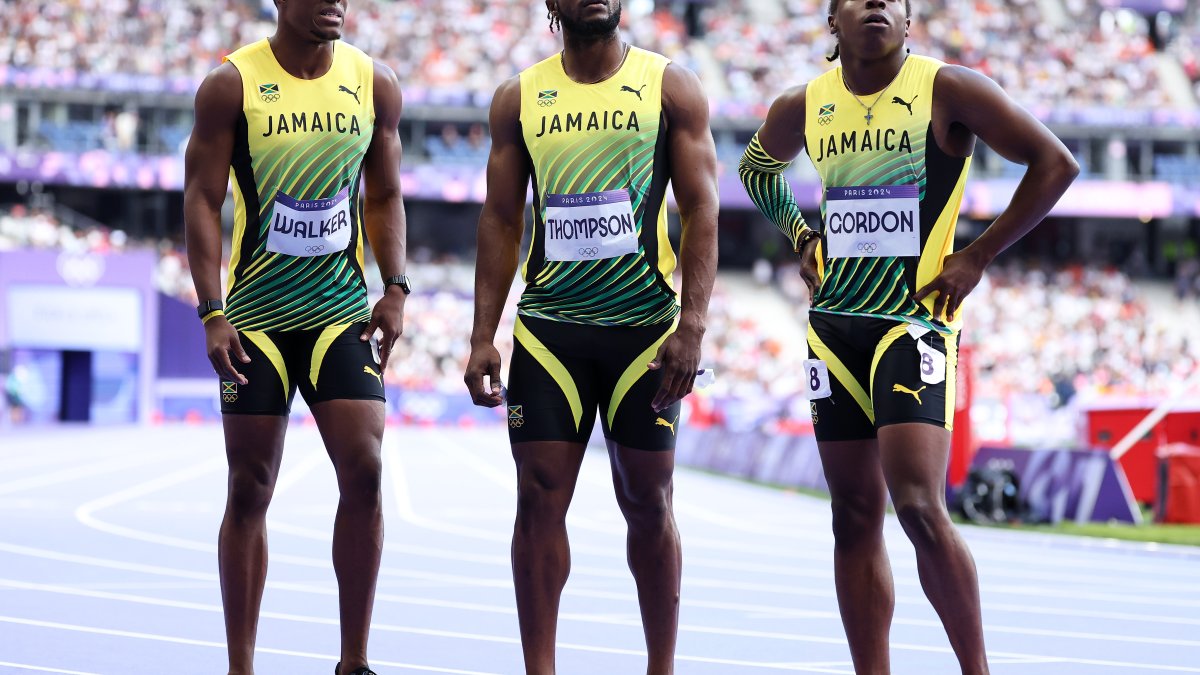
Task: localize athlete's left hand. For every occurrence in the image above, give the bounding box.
[648,325,703,413]
[913,249,987,323]
[362,288,406,370]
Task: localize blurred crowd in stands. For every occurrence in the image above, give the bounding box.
[3,0,1190,116]
[5,205,1197,410]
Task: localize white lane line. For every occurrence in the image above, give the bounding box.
[422,429,1200,588]
[0,662,100,675]
[0,453,174,496]
[0,615,500,675]
[73,456,227,551]
[0,580,857,673]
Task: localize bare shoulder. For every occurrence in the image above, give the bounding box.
[194,62,243,111]
[767,84,808,119]
[662,62,707,112]
[372,59,403,119]
[934,64,1003,102]
[489,75,523,124]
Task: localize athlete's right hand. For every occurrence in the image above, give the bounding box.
[464,344,504,408]
[205,317,250,385]
[799,236,822,303]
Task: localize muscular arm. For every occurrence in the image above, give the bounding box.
[737,85,822,296]
[183,63,250,383]
[184,63,240,315]
[360,61,408,366]
[917,65,1080,320]
[648,63,720,411]
[465,78,530,406]
[739,86,813,250]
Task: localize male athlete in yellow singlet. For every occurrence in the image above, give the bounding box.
[183,1,408,673]
[739,1,1077,673]
[464,2,719,672]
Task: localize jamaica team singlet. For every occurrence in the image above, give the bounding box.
[517,46,679,327]
[221,39,374,332]
[805,55,971,333]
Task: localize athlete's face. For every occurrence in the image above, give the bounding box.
[549,0,623,39]
[277,0,347,42]
[829,0,910,55]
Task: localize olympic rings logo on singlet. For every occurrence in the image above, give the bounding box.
[267,187,353,258]
[543,189,638,262]
[824,185,920,258]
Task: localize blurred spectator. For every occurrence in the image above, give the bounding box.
[1,0,1185,116]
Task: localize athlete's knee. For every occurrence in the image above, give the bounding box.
[226,466,276,519]
[893,497,951,549]
[829,492,885,546]
[335,451,383,507]
[514,475,570,533]
[616,480,674,530]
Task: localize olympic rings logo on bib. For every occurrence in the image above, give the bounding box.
[543,189,639,262]
[267,187,353,258]
[857,242,879,254]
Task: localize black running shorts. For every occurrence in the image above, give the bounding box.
[505,315,680,450]
[218,322,385,416]
[806,312,959,442]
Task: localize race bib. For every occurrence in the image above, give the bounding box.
[917,339,946,385]
[824,185,920,258]
[544,189,638,262]
[802,359,832,399]
[267,188,352,258]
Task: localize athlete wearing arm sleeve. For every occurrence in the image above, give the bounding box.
[738,2,1077,674]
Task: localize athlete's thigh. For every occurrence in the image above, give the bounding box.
[806,312,876,442]
[310,398,385,468]
[219,329,297,415]
[871,323,958,431]
[506,316,601,444]
[221,414,289,482]
[588,320,680,452]
[295,322,386,408]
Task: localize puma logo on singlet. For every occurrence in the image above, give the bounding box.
[620,84,647,101]
[363,365,382,386]
[892,383,926,405]
[339,84,361,104]
[892,95,917,115]
[655,414,678,435]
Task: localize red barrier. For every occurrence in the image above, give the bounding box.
[1156,444,1200,524]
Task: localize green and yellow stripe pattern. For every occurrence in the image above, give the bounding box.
[222,39,376,332]
[517,47,678,327]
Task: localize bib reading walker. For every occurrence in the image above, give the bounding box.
[267,188,353,258]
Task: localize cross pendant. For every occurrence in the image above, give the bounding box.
[864,109,873,125]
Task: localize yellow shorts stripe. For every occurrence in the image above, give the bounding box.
[607,316,677,430]
[242,331,288,402]
[310,323,348,389]
[869,322,911,399]
[808,322,873,424]
[514,316,583,432]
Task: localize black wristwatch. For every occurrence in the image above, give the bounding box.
[196,299,223,319]
[384,274,412,295]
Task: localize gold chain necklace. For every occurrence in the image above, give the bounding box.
[840,58,906,126]
[560,42,630,85]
